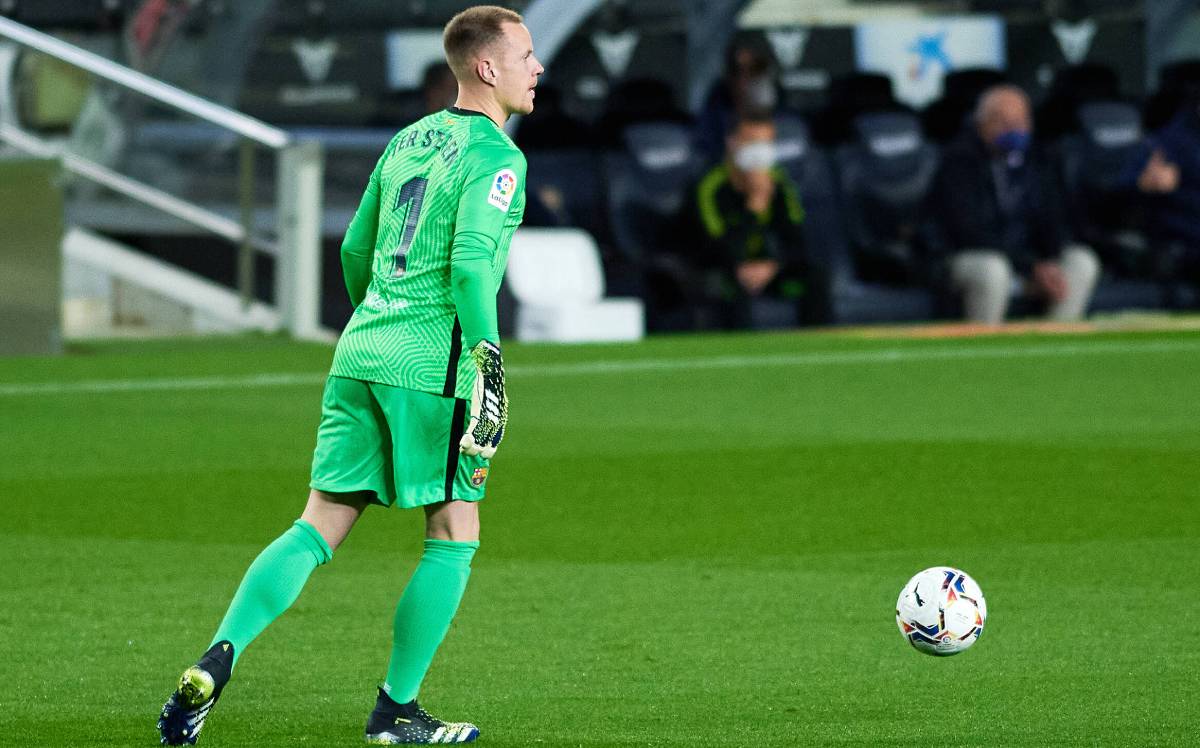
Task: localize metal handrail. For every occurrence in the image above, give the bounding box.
[0,15,288,149]
[0,16,324,339]
[0,123,277,253]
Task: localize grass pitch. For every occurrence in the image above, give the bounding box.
[1,329,1197,746]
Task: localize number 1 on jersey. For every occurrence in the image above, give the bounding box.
[392,176,428,276]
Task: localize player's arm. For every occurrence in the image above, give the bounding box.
[340,158,383,307]
[451,148,523,347]
[451,146,525,457]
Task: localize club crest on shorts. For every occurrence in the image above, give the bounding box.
[487,169,517,211]
[470,467,489,487]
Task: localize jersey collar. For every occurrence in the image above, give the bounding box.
[446,107,491,119]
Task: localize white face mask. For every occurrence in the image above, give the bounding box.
[733,141,776,171]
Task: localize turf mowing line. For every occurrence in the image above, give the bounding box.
[0,371,327,396]
[0,336,1197,397]
[525,336,1200,377]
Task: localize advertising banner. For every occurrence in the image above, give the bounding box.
[855,16,1005,107]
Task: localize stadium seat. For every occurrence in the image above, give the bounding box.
[514,85,595,150]
[825,112,939,323]
[1035,64,1121,140]
[810,72,904,146]
[772,113,932,325]
[1059,101,1165,310]
[605,121,702,257]
[603,121,705,329]
[522,149,608,241]
[922,67,1008,142]
[594,78,693,148]
[1143,58,1200,129]
[773,114,812,179]
[836,113,940,279]
[6,0,123,29]
[505,228,644,343]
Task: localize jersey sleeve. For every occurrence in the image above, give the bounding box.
[450,143,526,347]
[340,155,384,307]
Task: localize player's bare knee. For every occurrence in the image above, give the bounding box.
[300,488,369,552]
[425,499,480,543]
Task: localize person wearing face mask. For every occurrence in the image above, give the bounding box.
[926,85,1100,324]
[676,114,831,328]
[695,41,783,161]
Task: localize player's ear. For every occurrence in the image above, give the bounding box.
[476,58,497,88]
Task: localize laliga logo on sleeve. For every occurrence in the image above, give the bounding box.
[487,169,517,211]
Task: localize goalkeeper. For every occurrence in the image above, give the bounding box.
[158,5,542,745]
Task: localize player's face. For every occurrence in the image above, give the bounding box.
[495,22,543,116]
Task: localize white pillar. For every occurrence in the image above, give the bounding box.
[275,140,325,340]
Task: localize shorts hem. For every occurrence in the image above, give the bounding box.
[309,482,392,508]
[393,492,485,509]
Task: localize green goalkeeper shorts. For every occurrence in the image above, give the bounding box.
[310,376,490,509]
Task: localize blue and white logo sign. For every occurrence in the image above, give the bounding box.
[855,16,1005,107]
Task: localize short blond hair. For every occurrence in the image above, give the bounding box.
[443,6,524,80]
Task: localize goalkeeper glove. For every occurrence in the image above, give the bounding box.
[459,340,508,458]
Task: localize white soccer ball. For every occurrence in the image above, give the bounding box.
[895,567,987,656]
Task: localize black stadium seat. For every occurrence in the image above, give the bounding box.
[522,148,608,241]
[827,112,939,323]
[1144,58,1200,129]
[772,114,843,316]
[836,113,939,285]
[772,114,813,187]
[1060,101,1165,311]
[595,78,693,149]
[5,0,124,29]
[1035,63,1121,140]
[923,67,1008,142]
[604,122,705,328]
[605,122,701,263]
[810,72,904,146]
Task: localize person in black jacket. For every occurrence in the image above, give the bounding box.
[1123,92,1200,290]
[694,41,780,162]
[677,113,831,327]
[927,85,1100,323]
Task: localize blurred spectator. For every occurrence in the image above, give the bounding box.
[421,62,458,114]
[926,85,1100,324]
[126,0,195,72]
[677,114,831,327]
[695,40,780,160]
[1125,92,1200,288]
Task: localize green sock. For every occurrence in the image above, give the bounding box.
[210,519,332,666]
[383,539,479,703]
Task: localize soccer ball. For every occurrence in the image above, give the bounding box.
[895,567,987,656]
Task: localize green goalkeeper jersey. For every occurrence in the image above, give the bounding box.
[330,107,526,400]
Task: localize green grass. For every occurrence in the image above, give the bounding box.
[1,329,1198,746]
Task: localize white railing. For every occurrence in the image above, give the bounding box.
[0,15,325,340]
